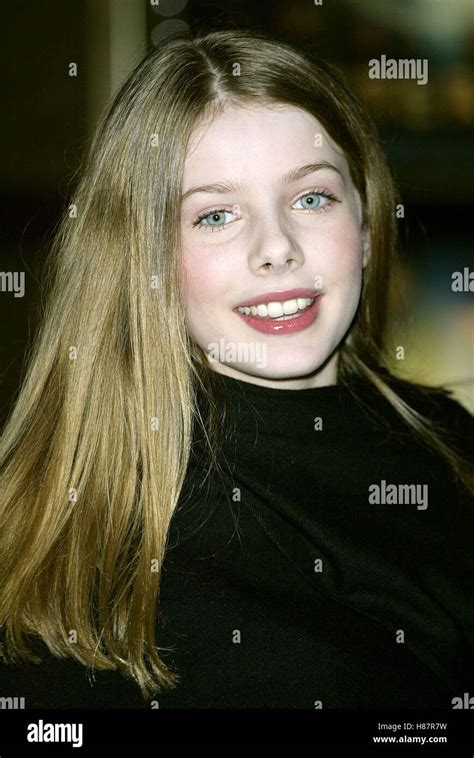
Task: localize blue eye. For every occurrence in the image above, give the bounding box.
[295,191,325,210]
[293,188,339,213]
[193,209,234,231]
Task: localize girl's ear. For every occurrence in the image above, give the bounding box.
[361,224,371,269]
[356,191,370,269]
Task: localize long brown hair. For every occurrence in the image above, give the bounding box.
[0,28,471,701]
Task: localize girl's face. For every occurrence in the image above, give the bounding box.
[180,103,369,389]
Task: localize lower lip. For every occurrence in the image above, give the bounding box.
[234,296,322,335]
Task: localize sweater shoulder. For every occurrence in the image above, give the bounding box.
[0,633,147,708]
[387,376,472,451]
[349,372,473,459]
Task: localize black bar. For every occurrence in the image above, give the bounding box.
[0,708,473,755]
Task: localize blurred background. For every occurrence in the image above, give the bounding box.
[1,0,473,427]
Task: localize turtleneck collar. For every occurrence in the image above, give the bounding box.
[213,371,343,398]
[208,370,369,442]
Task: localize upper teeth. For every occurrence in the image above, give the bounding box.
[238,297,314,318]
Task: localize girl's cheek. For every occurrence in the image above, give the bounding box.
[180,250,209,290]
[314,229,363,279]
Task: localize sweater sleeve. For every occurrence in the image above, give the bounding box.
[0,636,148,709]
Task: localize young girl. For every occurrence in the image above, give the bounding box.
[0,28,472,710]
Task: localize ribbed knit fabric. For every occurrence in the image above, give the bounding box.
[0,373,472,708]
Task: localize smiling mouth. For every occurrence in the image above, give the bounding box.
[237,296,316,321]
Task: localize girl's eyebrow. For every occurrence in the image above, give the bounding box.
[181,161,342,202]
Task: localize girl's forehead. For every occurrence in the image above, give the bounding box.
[184,103,348,170]
[189,102,329,139]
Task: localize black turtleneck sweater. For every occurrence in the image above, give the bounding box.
[0,373,473,709]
